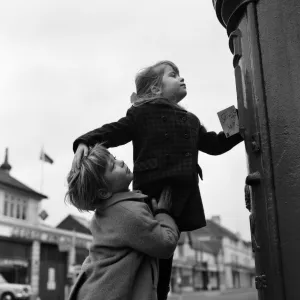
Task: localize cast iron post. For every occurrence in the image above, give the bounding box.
[212,1,300,299]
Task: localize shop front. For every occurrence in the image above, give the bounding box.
[0,219,92,300]
[0,238,31,285]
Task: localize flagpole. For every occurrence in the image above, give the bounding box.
[40,146,44,193]
[39,146,54,193]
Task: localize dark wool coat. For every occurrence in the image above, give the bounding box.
[73,100,243,231]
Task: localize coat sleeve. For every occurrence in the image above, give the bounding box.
[198,124,244,155]
[73,107,136,152]
[118,202,180,259]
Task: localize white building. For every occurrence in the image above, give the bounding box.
[0,148,92,300]
[171,215,255,292]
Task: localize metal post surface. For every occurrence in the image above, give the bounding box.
[212,0,300,299]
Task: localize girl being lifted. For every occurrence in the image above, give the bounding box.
[72,60,243,300]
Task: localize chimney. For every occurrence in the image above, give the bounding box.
[211,215,221,225]
[0,148,12,173]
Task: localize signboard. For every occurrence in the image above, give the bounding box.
[0,225,13,237]
[58,242,72,252]
[10,226,90,249]
[39,210,49,221]
[0,259,28,268]
[11,227,59,243]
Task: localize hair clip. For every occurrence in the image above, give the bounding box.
[130,92,138,103]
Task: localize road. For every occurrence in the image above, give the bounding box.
[168,288,258,300]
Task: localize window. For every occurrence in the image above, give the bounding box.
[231,254,238,265]
[3,199,8,216]
[3,193,28,220]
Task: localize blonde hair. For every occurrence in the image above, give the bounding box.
[132,60,181,107]
[65,144,111,212]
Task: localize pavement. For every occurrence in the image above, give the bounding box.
[167,287,258,300]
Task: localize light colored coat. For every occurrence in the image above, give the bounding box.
[68,191,180,300]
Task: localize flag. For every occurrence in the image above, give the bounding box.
[40,149,54,164]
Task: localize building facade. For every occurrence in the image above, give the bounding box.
[0,149,92,300]
[58,213,255,295]
[171,216,255,293]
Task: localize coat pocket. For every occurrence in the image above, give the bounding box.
[134,158,158,172]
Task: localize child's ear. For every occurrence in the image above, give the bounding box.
[98,189,112,200]
[150,86,161,95]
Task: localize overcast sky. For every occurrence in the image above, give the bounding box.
[0,0,251,240]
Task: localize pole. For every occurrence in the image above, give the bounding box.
[71,229,76,267]
[40,146,44,193]
[211,0,300,299]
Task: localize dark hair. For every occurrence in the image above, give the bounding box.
[133,60,180,105]
[65,144,111,212]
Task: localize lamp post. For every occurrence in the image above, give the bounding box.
[211,1,300,299]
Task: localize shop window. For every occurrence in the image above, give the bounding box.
[3,193,28,221]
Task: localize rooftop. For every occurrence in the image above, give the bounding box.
[0,148,47,200]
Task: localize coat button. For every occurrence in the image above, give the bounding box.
[161,115,167,122]
[164,133,169,139]
[182,116,187,122]
[184,133,189,139]
[185,152,191,157]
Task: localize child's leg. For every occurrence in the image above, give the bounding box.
[157,255,174,300]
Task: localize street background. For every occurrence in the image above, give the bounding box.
[0,0,250,241]
[168,287,258,300]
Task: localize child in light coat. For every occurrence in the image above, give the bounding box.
[66,143,179,300]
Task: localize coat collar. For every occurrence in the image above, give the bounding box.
[132,97,187,112]
[95,190,148,210]
[150,98,187,112]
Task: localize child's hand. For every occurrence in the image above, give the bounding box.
[158,186,172,211]
[72,143,89,171]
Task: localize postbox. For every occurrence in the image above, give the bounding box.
[212,1,300,299]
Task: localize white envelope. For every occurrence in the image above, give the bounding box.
[217,105,239,138]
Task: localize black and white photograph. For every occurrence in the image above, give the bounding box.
[1,0,299,299]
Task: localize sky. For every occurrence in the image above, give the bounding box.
[0,0,251,240]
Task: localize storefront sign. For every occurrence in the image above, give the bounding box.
[11,227,41,240]
[0,224,13,237]
[58,242,72,252]
[10,226,91,248]
[0,258,28,268]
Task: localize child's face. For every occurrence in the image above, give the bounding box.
[104,154,133,193]
[161,65,187,103]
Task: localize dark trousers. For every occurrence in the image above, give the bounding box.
[157,255,174,300]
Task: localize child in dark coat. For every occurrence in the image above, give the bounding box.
[71,60,244,299]
[66,143,179,300]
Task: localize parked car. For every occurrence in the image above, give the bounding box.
[0,274,31,300]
